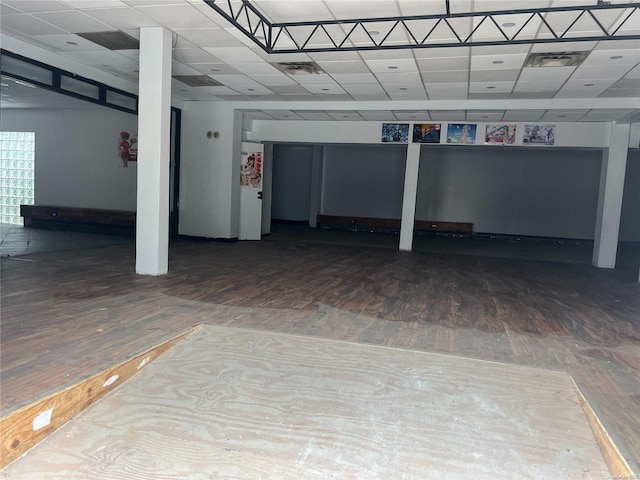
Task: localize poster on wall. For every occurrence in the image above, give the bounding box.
[485,124,517,145]
[381,123,409,143]
[412,123,441,143]
[240,149,262,188]
[117,131,137,168]
[446,123,477,144]
[523,124,556,145]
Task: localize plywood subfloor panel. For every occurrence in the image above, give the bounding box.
[2,325,609,479]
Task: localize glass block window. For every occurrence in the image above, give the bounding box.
[0,132,35,225]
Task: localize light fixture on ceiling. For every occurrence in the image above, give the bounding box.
[525,51,589,68]
[272,62,324,75]
[368,30,380,36]
[501,22,517,28]
[387,65,399,70]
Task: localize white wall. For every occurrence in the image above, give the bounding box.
[179,101,241,238]
[1,107,138,211]
[620,150,640,242]
[416,146,602,239]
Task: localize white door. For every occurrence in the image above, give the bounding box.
[239,142,264,240]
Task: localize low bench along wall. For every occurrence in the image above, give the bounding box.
[20,205,136,232]
[316,215,472,237]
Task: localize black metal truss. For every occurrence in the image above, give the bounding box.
[204,0,640,53]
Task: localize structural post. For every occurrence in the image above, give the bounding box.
[399,143,421,251]
[136,27,172,275]
[592,122,631,269]
[308,145,324,229]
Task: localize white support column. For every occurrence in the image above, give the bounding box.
[308,145,324,228]
[135,27,172,275]
[592,122,631,269]
[399,143,421,251]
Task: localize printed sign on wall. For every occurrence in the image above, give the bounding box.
[240,149,262,188]
[446,123,477,144]
[485,124,517,145]
[412,123,441,143]
[523,124,556,145]
[117,131,137,168]
[381,123,409,143]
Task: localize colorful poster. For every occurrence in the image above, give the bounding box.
[446,123,476,144]
[412,123,441,143]
[523,124,556,145]
[117,131,137,168]
[485,124,516,145]
[381,123,409,143]
[240,149,262,188]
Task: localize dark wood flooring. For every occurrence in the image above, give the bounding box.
[1,226,639,472]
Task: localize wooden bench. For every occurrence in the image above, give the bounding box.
[316,215,472,236]
[20,205,136,232]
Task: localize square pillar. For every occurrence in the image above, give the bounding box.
[592,122,631,268]
[399,143,421,251]
[135,27,172,275]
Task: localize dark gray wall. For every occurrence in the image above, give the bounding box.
[620,150,640,242]
[416,146,602,239]
[321,145,406,218]
[271,144,313,221]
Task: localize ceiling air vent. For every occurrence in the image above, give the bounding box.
[173,76,224,87]
[272,62,324,75]
[77,31,139,50]
[525,51,589,68]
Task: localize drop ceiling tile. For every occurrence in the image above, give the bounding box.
[214,94,252,100]
[570,64,633,80]
[279,94,318,101]
[172,61,201,76]
[189,63,239,75]
[359,49,415,61]
[80,6,159,29]
[210,74,261,86]
[471,44,531,55]
[3,1,72,13]
[243,111,276,120]
[303,84,347,94]
[595,39,640,50]
[470,69,520,82]
[364,58,417,74]
[172,48,219,64]
[393,110,430,121]
[135,4,218,29]
[294,111,334,120]
[62,0,125,7]
[502,110,547,121]
[251,74,298,87]
[181,85,238,95]
[579,109,634,121]
[59,49,137,66]
[292,74,337,85]
[0,4,22,14]
[261,110,304,120]
[530,41,597,53]
[582,49,640,66]
[341,83,386,95]
[514,80,565,92]
[116,49,139,61]
[466,111,504,121]
[315,93,354,101]
[518,66,575,82]
[612,78,640,89]
[326,111,363,121]
[308,51,362,61]
[429,110,467,121]
[231,85,274,95]
[599,87,640,97]
[470,53,527,70]
[509,91,556,99]
[469,81,515,93]
[562,77,618,90]
[203,47,264,63]
[316,61,371,74]
[32,10,116,33]
[329,73,378,84]
[231,63,281,75]
[384,84,425,94]
[413,46,470,59]
[417,57,469,71]
[257,0,332,22]
[251,51,312,63]
[425,83,468,99]
[269,85,309,94]
[625,64,640,79]
[387,91,428,100]
[421,71,469,83]
[374,71,421,85]
[0,14,67,35]
[175,28,245,48]
[349,93,389,101]
[540,110,589,122]
[358,110,395,121]
[31,33,108,51]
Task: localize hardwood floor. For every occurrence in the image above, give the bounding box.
[1,226,639,473]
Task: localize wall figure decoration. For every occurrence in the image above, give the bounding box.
[240,149,262,188]
[523,124,556,145]
[446,123,477,144]
[485,124,517,145]
[381,123,409,143]
[412,123,442,143]
[117,131,137,168]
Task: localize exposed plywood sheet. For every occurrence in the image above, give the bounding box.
[2,325,609,479]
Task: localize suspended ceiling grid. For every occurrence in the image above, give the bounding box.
[0,0,639,122]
